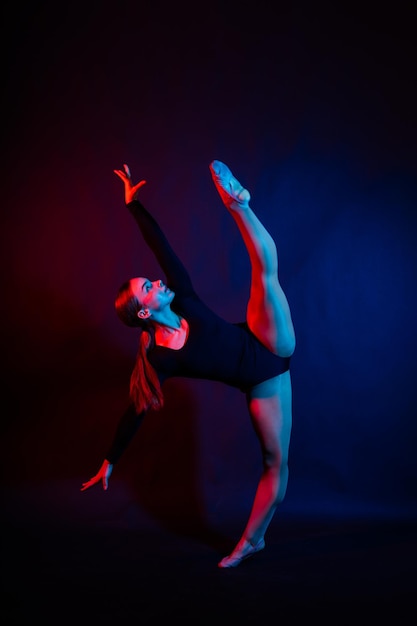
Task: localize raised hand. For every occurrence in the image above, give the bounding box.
[114,163,147,204]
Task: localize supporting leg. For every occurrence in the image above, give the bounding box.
[218,374,292,569]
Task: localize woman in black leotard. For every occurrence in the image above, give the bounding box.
[81,160,296,568]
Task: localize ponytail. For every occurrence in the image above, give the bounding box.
[115,279,164,413]
[130,330,164,413]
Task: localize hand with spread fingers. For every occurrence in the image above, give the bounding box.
[81,459,113,492]
[113,163,147,204]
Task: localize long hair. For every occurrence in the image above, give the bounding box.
[115,281,164,413]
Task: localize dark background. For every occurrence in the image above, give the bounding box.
[2,1,417,623]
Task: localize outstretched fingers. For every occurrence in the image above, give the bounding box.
[114,164,132,180]
[80,477,97,491]
[132,180,147,193]
[113,168,128,182]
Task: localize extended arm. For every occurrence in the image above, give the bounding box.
[127,200,193,295]
[80,405,145,491]
[114,164,194,296]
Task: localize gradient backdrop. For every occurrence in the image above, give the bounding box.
[3,1,417,534]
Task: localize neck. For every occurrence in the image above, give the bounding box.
[153,310,182,332]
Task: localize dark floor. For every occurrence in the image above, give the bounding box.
[2,481,417,625]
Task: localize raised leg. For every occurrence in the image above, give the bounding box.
[209,160,295,357]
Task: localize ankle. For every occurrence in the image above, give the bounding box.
[237,536,262,552]
[228,198,251,212]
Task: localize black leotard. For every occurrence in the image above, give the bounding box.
[106,200,290,463]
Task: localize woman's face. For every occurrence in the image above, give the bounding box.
[130,277,174,319]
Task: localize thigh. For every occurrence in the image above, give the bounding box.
[247,275,295,357]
